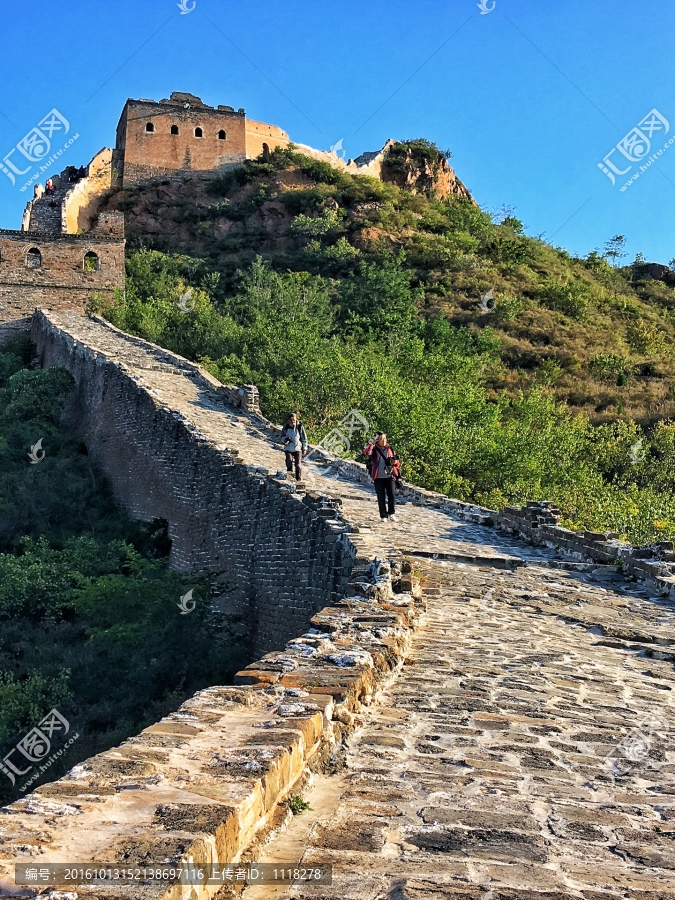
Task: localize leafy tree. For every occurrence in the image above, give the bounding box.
[603,234,627,267]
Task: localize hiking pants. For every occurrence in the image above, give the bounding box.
[285,450,302,480]
[374,477,395,518]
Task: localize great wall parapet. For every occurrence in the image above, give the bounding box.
[31,309,355,653]
[3,309,675,895]
[496,499,675,597]
[0,552,423,899]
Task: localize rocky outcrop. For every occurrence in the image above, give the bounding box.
[632,260,675,286]
[380,140,473,201]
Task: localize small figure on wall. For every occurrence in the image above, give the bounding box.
[281,412,308,481]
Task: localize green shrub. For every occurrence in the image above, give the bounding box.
[626,319,666,354]
[291,208,342,238]
[0,345,249,804]
[494,295,524,322]
[589,354,630,382]
[538,278,594,320]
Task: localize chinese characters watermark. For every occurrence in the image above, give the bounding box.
[305,409,370,462]
[1,708,79,792]
[302,409,370,488]
[598,109,672,191]
[0,109,80,193]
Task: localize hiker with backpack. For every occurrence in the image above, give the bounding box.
[281,412,308,481]
[363,433,401,522]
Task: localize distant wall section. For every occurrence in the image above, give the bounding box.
[245,119,291,158]
[64,148,115,233]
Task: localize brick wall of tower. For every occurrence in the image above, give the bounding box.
[117,99,248,186]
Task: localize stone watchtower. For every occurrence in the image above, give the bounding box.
[113,91,291,186]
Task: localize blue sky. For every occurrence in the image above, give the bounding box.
[0,0,673,263]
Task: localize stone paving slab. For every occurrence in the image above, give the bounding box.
[248,561,675,899]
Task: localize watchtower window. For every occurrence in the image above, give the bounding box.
[84,251,100,272]
[171,124,179,135]
[262,142,270,155]
[145,122,155,133]
[26,248,42,269]
[218,130,226,140]
[194,127,203,138]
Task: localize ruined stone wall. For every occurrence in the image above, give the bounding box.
[0,230,125,324]
[497,500,675,597]
[30,310,354,654]
[63,148,114,233]
[245,119,291,158]
[0,317,31,346]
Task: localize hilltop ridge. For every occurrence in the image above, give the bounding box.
[97,142,675,426]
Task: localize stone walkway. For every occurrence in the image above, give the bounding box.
[247,560,675,899]
[30,315,675,898]
[46,314,550,569]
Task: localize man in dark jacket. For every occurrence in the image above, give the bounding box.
[282,412,308,480]
[363,433,400,522]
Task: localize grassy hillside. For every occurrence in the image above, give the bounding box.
[89,144,675,544]
[102,143,675,425]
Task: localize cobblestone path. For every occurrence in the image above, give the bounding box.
[251,560,675,899]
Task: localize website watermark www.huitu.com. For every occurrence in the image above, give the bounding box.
[0,108,79,193]
[619,132,675,191]
[0,708,79,793]
[597,108,672,192]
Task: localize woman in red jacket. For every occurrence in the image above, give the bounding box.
[363,433,401,522]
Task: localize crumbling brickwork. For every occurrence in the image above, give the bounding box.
[64,148,115,233]
[245,118,291,159]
